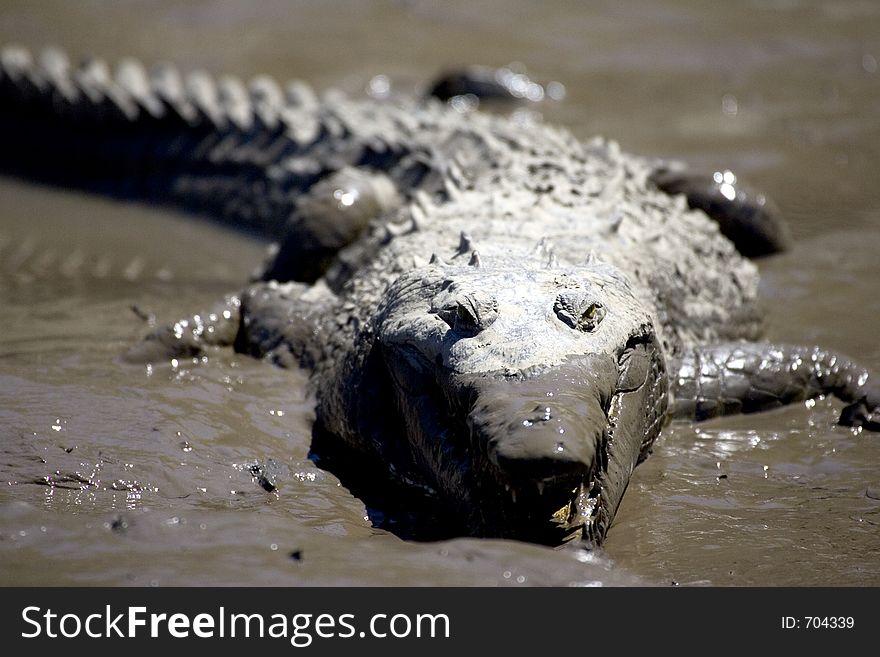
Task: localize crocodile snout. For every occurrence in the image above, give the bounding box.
[463,355,618,497]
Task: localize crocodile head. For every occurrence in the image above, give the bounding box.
[375,254,667,544]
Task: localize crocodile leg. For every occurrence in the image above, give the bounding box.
[125,281,338,371]
[649,167,791,257]
[124,295,243,363]
[234,280,338,368]
[668,342,880,430]
[260,166,401,283]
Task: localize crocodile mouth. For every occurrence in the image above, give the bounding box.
[383,331,661,544]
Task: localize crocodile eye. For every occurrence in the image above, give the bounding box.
[579,302,604,329]
[554,293,605,332]
[434,293,498,336]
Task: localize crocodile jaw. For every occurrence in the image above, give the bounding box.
[458,355,617,543]
[383,334,665,544]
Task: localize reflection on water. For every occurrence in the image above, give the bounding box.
[1,0,879,585]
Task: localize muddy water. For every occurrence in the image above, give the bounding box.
[1,0,878,586]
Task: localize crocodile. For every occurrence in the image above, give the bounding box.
[1,47,878,545]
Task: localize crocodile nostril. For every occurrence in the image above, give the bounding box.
[554,291,605,332]
[435,292,498,336]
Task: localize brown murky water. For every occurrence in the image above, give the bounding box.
[1,0,878,586]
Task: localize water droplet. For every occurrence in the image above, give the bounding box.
[555,442,565,453]
[270,543,278,551]
[547,81,566,101]
[508,73,529,97]
[334,189,358,207]
[502,570,511,579]
[721,94,738,116]
[516,575,526,584]
[367,74,390,99]
[525,82,544,102]
[449,93,479,113]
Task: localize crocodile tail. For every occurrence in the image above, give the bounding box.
[0,45,322,238]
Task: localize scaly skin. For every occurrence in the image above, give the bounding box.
[2,47,877,545]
